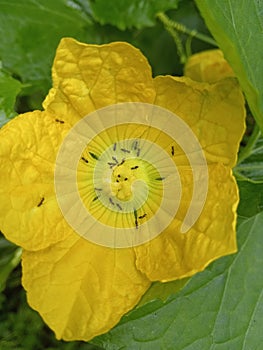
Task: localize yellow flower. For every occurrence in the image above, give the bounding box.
[0,38,245,341]
[184,49,235,83]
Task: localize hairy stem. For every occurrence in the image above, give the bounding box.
[157,12,217,47]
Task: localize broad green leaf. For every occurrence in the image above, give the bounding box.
[0,235,21,292]
[93,212,263,350]
[235,136,263,183]
[138,278,189,306]
[90,0,179,30]
[0,0,97,94]
[0,67,22,127]
[195,0,263,134]
[237,181,263,219]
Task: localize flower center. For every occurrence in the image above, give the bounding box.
[78,136,168,227]
[55,102,208,248]
[91,139,155,215]
[111,161,136,201]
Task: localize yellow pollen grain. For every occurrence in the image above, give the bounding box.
[111,163,136,201]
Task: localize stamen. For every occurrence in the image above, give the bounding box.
[81,157,89,164]
[37,197,44,207]
[171,145,175,156]
[89,152,99,160]
[136,148,141,157]
[139,213,147,219]
[116,203,123,210]
[55,118,65,124]
[92,196,99,202]
[112,156,118,163]
[155,177,165,181]
[121,148,130,153]
[109,198,115,205]
[108,162,116,168]
[134,209,138,229]
[131,165,139,170]
[132,140,138,150]
[113,143,117,151]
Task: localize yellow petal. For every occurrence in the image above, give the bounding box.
[135,163,238,281]
[43,38,156,125]
[184,49,235,83]
[154,76,245,167]
[22,235,150,341]
[0,35,245,342]
[0,111,72,250]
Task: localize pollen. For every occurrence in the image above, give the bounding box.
[111,162,137,201]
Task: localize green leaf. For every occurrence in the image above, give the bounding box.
[138,278,189,307]
[235,136,263,183]
[0,0,98,94]
[93,212,263,349]
[0,66,22,127]
[238,181,263,219]
[195,0,263,134]
[0,235,22,292]
[90,0,180,30]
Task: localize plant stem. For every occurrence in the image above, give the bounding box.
[157,12,217,47]
[163,23,187,63]
[237,124,261,164]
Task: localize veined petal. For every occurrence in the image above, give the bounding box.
[154,76,246,167]
[0,111,72,251]
[43,38,156,125]
[135,163,238,281]
[0,35,245,342]
[22,236,150,341]
[184,49,235,83]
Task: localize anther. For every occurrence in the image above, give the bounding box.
[116,203,123,210]
[37,197,44,207]
[81,157,89,164]
[134,209,138,229]
[89,152,99,160]
[55,118,65,124]
[139,213,147,219]
[108,162,116,168]
[132,141,138,150]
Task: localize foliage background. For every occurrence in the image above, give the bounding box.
[0,0,262,349]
